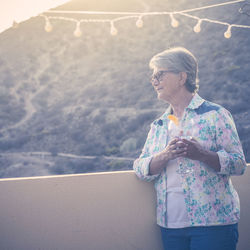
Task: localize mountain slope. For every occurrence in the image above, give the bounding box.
[0,0,249,177]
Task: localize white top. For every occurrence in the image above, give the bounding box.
[166,159,190,228]
[165,120,190,228]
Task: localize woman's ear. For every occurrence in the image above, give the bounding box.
[179,72,187,86]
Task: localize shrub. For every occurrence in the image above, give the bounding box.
[120,137,137,154]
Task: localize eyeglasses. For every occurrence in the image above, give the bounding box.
[151,70,171,84]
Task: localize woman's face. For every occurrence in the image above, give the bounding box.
[151,68,181,102]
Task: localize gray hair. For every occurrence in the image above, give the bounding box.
[149,47,199,93]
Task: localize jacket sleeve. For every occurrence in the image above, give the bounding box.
[215,108,246,176]
[133,123,160,182]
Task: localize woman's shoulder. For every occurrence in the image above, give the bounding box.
[194,99,231,117]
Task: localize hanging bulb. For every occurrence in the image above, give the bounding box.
[12,20,19,29]
[44,18,52,32]
[224,25,232,39]
[110,22,118,36]
[74,22,82,37]
[193,19,202,33]
[136,16,143,28]
[170,13,179,28]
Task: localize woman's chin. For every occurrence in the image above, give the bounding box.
[157,93,168,102]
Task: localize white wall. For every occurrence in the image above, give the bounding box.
[0,168,249,250]
[0,171,163,250]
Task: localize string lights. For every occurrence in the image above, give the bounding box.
[193,19,202,33]
[170,13,179,28]
[136,16,144,28]
[224,25,233,38]
[74,21,82,37]
[44,16,53,32]
[110,21,118,36]
[38,0,250,39]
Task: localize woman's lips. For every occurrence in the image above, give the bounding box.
[156,87,163,91]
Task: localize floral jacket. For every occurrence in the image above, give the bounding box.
[133,94,246,228]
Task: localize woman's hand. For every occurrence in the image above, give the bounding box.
[149,138,187,175]
[181,137,204,161]
[181,137,221,172]
[163,138,188,161]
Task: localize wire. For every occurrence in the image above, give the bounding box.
[44,0,245,15]
[37,0,250,39]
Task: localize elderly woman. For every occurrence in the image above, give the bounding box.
[133,47,246,250]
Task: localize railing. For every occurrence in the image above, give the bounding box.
[0,165,249,250]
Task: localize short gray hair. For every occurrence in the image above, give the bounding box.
[149,47,199,93]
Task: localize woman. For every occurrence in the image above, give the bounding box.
[133,47,246,250]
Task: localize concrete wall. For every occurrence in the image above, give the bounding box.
[0,167,249,250]
[0,171,163,250]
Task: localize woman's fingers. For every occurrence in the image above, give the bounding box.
[169,138,187,146]
[162,138,190,161]
[173,145,187,154]
[167,140,187,158]
[180,138,203,160]
[168,138,179,145]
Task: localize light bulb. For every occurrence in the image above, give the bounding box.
[193,19,202,33]
[224,25,232,39]
[74,22,82,37]
[136,17,143,28]
[110,23,118,36]
[45,19,52,32]
[170,13,179,28]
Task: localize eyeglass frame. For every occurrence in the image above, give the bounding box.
[151,70,179,84]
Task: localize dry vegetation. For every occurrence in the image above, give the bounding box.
[0,0,249,177]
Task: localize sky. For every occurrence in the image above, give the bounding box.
[0,0,69,33]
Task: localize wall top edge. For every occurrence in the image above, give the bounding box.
[0,170,135,182]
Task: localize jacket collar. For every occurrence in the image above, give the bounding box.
[165,93,205,115]
[155,93,205,125]
[186,93,205,110]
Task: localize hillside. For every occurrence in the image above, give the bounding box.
[0,0,249,178]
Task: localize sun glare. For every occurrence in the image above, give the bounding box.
[0,0,69,33]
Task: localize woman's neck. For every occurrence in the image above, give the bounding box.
[171,92,194,119]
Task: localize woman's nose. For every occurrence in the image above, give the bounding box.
[151,79,159,86]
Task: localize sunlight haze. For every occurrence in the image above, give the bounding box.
[0,0,69,33]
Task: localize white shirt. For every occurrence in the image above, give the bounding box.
[166,159,190,228]
[165,120,190,228]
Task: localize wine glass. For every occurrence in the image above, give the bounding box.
[168,117,194,174]
[176,118,195,174]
